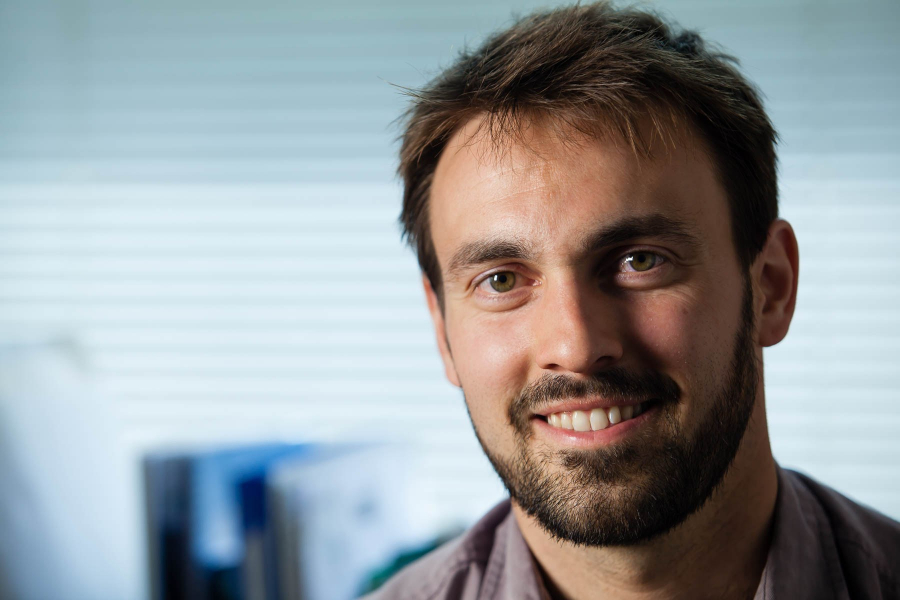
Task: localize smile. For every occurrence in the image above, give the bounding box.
[531,400,661,448]
[542,400,656,432]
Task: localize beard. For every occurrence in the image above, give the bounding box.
[468,276,759,547]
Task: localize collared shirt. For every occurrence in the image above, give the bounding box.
[364,465,900,599]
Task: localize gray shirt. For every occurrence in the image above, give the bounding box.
[365,465,900,599]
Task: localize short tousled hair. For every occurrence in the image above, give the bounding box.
[398,1,778,299]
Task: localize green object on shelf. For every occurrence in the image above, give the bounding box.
[359,535,454,595]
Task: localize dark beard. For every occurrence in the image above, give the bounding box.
[469,276,759,547]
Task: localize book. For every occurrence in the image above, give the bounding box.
[144,443,315,600]
[266,444,414,600]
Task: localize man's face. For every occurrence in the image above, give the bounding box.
[425,116,761,546]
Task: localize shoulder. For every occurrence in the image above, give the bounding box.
[362,501,513,600]
[783,468,900,596]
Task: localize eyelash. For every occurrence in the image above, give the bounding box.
[615,249,667,274]
[475,269,531,295]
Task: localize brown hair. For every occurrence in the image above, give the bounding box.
[398,1,778,300]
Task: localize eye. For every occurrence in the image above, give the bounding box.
[621,251,663,273]
[484,271,517,293]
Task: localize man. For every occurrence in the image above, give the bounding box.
[367,3,900,599]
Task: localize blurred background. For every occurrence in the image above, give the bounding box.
[0,0,898,598]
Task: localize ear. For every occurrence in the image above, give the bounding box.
[752,219,800,347]
[423,275,461,387]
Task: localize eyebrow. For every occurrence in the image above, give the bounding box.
[446,238,533,281]
[444,213,703,281]
[577,213,703,257]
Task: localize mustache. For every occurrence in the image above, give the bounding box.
[509,368,681,428]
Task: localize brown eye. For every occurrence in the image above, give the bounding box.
[488,272,517,292]
[624,252,659,272]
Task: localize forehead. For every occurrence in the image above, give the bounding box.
[429,116,732,275]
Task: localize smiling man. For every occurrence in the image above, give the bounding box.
[367,3,900,599]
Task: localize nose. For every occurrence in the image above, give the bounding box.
[532,276,624,374]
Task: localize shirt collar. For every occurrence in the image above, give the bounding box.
[753,463,850,600]
[480,504,551,600]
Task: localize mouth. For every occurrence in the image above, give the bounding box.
[539,399,658,432]
[531,399,661,448]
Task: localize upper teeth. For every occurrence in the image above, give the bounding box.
[546,402,648,432]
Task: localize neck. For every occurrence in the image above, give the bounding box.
[514,403,778,600]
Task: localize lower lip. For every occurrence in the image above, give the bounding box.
[532,403,661,449]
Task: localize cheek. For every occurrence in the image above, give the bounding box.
[625,288,737,390]
[447,313,532,421]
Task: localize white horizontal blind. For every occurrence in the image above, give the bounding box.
[0,0,898,597]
